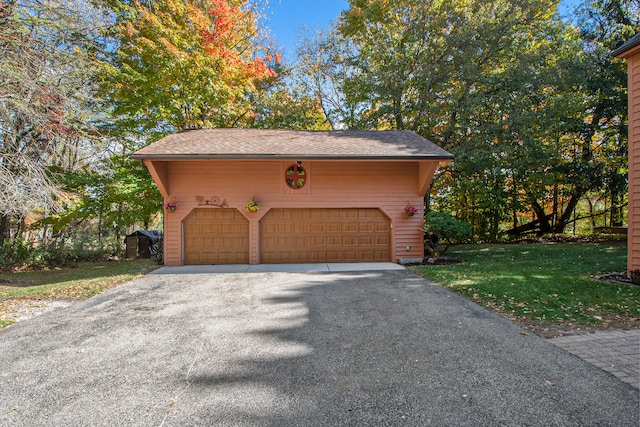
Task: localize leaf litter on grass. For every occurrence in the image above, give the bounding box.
[412,242,640,337]
[0,260,156,328]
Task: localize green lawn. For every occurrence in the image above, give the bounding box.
[0,260,157,327]
[412,242,639,327]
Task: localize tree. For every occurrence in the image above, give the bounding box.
[0,0,107,244]
[298,0,637,239]
[295,28,361,129]
[562,0,639,230]
[102,0,279,136]
[501,0,638,235]
[248,87,331,130]
[245,61,331,130]
[327,0,580,237]
[43,155,162,247]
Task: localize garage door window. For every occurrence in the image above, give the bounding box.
[285,164,306,189]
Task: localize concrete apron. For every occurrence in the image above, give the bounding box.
[150,262,407,274]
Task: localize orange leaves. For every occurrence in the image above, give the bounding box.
[124,21,137,37]
[107,0,280,129]
[250,57,277,79]
[208,0,237,36]
[264,54,282,64]
[198,0,277,82]
[200,0,242,54]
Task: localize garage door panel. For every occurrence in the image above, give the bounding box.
[358,223,375,233]
[310,224,326,233]
[327,236,341,246]
[281,224,297,234]
[375,223,390,232]
[327,251,347,262]
[309,236,326,246]
[327,224,342,233]
[260,208,390,263]
[343,223,358,233]
[358,236,372,245]
[183,209,249,265]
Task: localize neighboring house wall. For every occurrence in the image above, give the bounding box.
[628,48,640,275]
[150,159,434,265]
[616,35,640,276]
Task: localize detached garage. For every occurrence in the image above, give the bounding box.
[133,129,452,266]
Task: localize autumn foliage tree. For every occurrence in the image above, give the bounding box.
[102,0,279,136]
[297,0,638,239]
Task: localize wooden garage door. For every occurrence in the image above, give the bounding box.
[183,209,249,264]
[260,208,390,263]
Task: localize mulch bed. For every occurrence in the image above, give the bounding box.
[422,256,464,265]
[595,272,639,286]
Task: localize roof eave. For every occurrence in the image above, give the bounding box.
[132,154,455,161]
[613,33,640,57]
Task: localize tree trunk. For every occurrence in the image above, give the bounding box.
[531,201,552,234]
[506,213,554,235]
[611,191,623,227]
[15,216,25,240]
[587,198,596,230]
[424,179,435,214]
[490,209,500,242]
[0,214,10,246]
[552,184,558,228]
[553,193,582,233]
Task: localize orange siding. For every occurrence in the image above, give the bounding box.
[628,50,640,275]
[157,159,437,265]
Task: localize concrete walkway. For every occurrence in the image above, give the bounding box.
[549,329,640,389]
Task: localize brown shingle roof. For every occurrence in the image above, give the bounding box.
[132,129,453,160]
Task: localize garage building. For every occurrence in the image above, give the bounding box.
[133,129,453,265]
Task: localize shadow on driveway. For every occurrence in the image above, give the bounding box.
[0,269,638,426]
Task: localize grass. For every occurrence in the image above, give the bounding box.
[412,242,640,327]
[0,260,158,327]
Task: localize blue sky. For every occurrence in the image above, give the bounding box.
[265,0,348,58]
[266,0,582,58]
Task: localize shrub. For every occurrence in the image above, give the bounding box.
[423,211,471,258]
[0,237,115,270]
[0,239,35,268]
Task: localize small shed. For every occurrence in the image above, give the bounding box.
[125,230,163,259]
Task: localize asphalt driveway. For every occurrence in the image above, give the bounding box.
[0,267,638,426]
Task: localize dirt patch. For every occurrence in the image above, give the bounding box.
[485,304,639,339]
[0,298,74,324]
